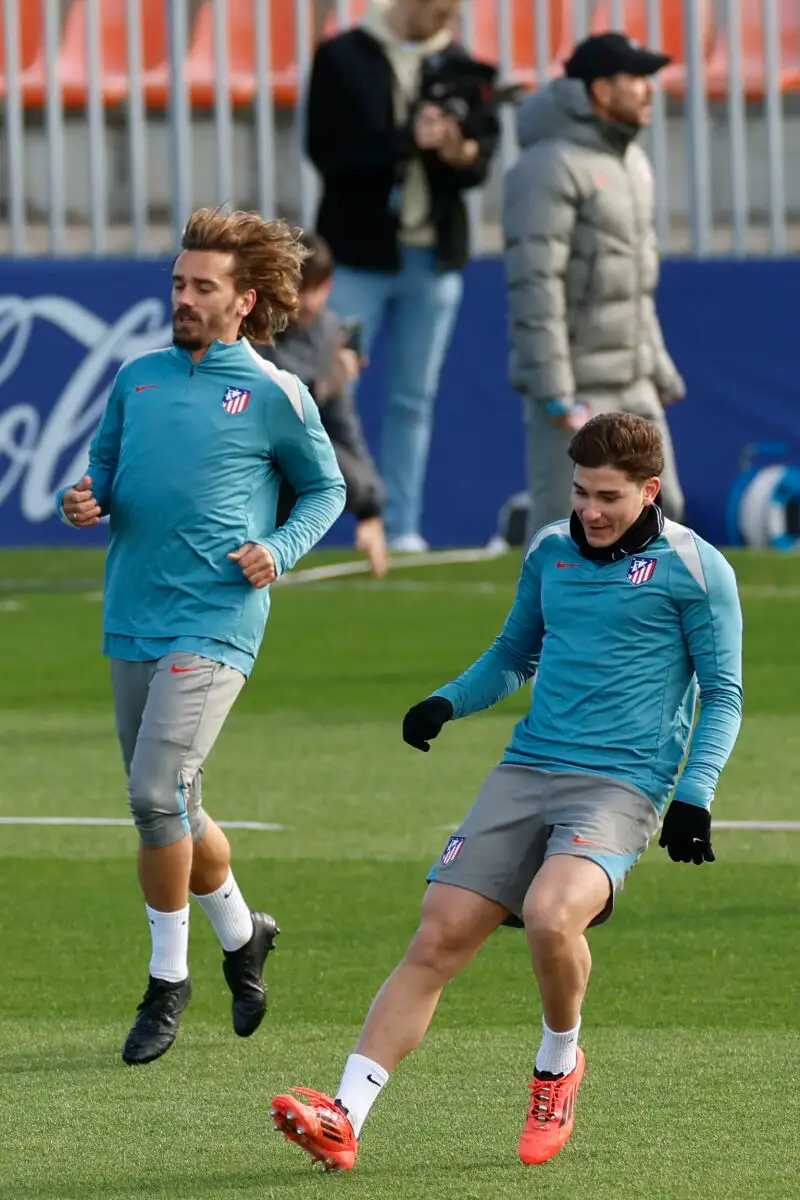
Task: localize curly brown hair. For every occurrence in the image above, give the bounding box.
[568,412,665,481]
[180,206,308,344]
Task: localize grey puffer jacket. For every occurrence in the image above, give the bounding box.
[503,78,684,404]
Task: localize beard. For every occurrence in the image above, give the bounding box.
[172,329,205,350]
[172,309,210,350]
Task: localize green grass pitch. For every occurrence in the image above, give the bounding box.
[0,547,798,1199]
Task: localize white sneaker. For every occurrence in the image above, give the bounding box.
[388,533,430,553]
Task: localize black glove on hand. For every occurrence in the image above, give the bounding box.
[658,799,715,864]
[402,697,454,753]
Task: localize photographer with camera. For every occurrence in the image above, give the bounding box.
[306,0,499,553]
[258,233,390,579]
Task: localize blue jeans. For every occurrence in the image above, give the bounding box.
[329,246,464,541]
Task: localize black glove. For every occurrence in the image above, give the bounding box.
[402,697,454,753]
[658,799,715,865]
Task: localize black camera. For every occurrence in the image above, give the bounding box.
[340,318,363,358]
[419,53,520,139]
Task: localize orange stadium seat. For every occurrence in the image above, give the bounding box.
[704,0,800,99]
[186,0,299,108]
[590,0,714,96]
[57,0,169,108]
[471,0,575,87]
[0,2,47,105]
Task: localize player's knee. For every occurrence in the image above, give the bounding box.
[128,776,190,848]
[523,900,573,951]
[405,916,474,980]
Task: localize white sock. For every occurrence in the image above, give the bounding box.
[192,870,253,952]
[335,1053,390,1138]
[146,904,189,983]
[535,1016,581,1077]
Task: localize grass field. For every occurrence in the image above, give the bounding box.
[0,547,798,1200]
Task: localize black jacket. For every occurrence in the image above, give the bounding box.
[258,313,385,521]
[306,30,499,272]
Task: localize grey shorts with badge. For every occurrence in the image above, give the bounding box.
[111,652,245,849]
[428,763,661,927]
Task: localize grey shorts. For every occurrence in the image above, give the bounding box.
[111,652,245,848]
[427,763,661,927]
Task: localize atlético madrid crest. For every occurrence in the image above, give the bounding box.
[441,835,465,865]
[627,556,657,586]
[222,385,251,414]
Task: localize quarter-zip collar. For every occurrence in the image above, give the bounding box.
[570,502,664,563]
[171,338,249,370]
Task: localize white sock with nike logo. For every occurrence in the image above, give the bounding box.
[146,904,190,983]
[336,1053,389,1137]
[192,870,253,952]
[535,1016,581,1077]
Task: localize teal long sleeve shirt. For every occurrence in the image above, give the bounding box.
[57,338,346,676]
[434,519,743,813]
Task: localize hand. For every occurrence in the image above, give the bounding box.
[402,696,454,753]
[659,392,684,407]
[334,347,361,385]
[227,542,277,588]
[354,516,389,579]
[413,102,449,151]
[438,118,479,168]
[658,799,715,864]
[319,347,362,403]
[549,413,574,433]
[61,474,101,528]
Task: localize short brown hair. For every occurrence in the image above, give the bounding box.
[568,412,664,481]
[299,231,335,289]
[180,206,307,344]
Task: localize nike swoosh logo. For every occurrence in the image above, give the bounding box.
[135,384,158,392]
[171,664,198,674]
[366,1074,383,1087]
[223,890,233,900]
[572,835,605,848]
[556,561,579,569]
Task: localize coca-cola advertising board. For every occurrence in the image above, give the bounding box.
[2,257,800,549]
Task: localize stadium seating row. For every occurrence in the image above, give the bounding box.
[0,0,798,109]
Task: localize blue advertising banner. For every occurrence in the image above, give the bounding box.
[1,256,799,549]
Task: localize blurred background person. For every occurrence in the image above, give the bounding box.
[259,233,390,578]
[503,32,686,539]
[306,0,500,552]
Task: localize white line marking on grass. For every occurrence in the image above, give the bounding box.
[0,817,287,831]
[434,821,800,832]
[280,580,506,594]
[275,546,507,587]
[738,585,800,599]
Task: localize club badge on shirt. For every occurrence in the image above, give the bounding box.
[627,556,657,586]
[441,835,465,865]
[222,386,251,415]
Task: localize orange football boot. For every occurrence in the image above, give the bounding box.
[519,1048,586,1165]
[270,1087,358,1172]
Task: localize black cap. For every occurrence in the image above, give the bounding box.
[564,32,671,83]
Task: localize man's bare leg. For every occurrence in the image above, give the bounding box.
[138,836,193,911]
[353,883,506,1067]
[523,855,610,1074]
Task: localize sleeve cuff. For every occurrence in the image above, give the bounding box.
[256,540,284,579]
[673,780,712,809]
[56,489,74,527]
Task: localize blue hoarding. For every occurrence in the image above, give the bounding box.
[1,256,799,549]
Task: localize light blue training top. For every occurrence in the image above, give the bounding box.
[434,519,744,813]
[57,338,346,677]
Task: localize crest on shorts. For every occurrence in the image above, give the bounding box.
[441,835,465,866]
[627,556,657,586]
[221,385,251,415]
